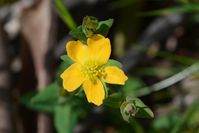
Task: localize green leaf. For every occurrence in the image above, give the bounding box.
[132,98,154,118]
[20,82,60,113]
[29,102,55,113]
[97,19,114,29]
[54,105,79,133]
[74,87,84,98]
[96,19,114,36]
[106,59,122,68]
[31,83,60,105]
[69,18,113,41]
[69,26,87,43]
[60,55,74,64]
[120,97,154,122]
[20,90,55,113]
[101,81,109,98]
[103,93,124,108]
[57,55,74,76]
[54,0,76,30]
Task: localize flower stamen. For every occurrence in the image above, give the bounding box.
[81,61,106,83]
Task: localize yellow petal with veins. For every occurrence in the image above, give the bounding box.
[67,40,89,64]
[87,34,111,65]
[60,63,85,92]
[104,66,128,85]
[83,79,105,106]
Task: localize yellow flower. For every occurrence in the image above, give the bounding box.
[60,34,128,106]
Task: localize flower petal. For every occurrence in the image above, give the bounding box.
[104,66,128,85]
[83,79,105,106]
[87,34,111,64]
[66,40,89,63]
[60,63,85,92]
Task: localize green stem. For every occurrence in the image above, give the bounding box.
[129,118,145,133]
[135,62,199,97]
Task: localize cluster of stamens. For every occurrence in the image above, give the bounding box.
[81,61,107,83]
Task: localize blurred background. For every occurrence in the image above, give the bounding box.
[0,0,199,133]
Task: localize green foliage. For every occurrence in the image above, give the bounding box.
[151,113,179,133]
[21,82,81,133]
[82,16,99,38]
[56,55,74,77]
[101,81,109,98]
[31,83,59,105]
[69,26,87,44]
[129,118,145,133]
[106,59,123,68]
[60,55,74,64]
[103,93,124,108]
[150,99,199,133]
[122,77,145,97]
[96,19,114,36]
[120,97,154,122]
[21,83,60,113]
[21,91,55,113]
[54,0,76,30]
[70,18,114,43]
[54,105,80,133]
[171,98,199,133]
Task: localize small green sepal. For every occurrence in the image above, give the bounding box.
[120,96,154,122]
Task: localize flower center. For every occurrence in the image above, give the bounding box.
[81,61,106,82]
